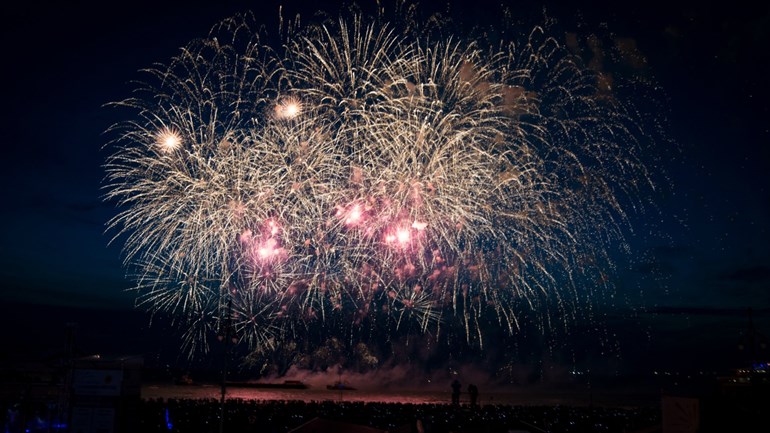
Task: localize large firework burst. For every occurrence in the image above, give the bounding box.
[104,6,657,358]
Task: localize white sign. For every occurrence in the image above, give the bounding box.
[73,370,123,396]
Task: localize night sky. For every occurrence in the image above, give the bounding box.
[1,0,768,384]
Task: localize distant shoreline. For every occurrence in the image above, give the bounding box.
[142,383,659,408]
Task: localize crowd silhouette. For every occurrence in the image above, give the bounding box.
[1,395,659,432]
[132,397,658,433]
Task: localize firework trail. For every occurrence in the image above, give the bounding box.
[105,7,657,357]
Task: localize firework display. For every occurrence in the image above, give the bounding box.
[104,8,656,357]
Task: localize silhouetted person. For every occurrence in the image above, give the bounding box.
[451,379,461,405]
[467,383,479,407]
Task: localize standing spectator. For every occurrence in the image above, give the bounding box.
[467,384,479,407]
[451,379,462,405]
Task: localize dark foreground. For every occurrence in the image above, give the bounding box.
[138,398,659,433]
[7,394,770,433]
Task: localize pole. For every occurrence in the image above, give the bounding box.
[748,308,756,365]
[219,298,233,433]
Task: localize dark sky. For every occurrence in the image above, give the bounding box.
[1,0,768,379]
